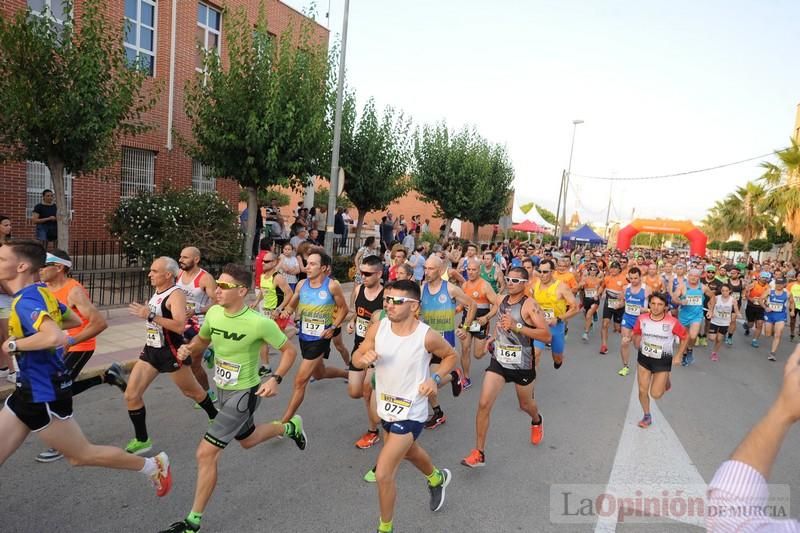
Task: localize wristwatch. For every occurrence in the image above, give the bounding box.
[270,374,283,384]
[515,322,523,332]
[432,374,442,385]
[6,337,17,352]
[147,311,156,322]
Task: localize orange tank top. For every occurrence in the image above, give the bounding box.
[50,278,96,351]
[463,278,490,308]
[643,275,663,293]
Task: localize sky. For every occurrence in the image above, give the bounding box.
[284,0,800,226]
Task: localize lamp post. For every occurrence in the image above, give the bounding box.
[558,119,583,240]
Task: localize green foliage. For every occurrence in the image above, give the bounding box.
[535,205,558,226]
[238,187,291,207]
[108,188,242,264]
[183,5,332,259]
[419,231,440,247]
[748,238,773,252]
[708,241,722,250]
[330,255,352,282]
[0,0,159,248]
[721,240,744,252]
[766,224,792,244]
[460,143,515,239]
[314,186,353,210]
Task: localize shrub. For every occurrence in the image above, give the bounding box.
[721,240,744,252]
[331,255,352,282]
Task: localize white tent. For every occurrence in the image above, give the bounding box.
[512,201,554,230]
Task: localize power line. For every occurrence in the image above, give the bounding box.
[572,150,784,182]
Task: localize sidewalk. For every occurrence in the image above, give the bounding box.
[0,283,355,400]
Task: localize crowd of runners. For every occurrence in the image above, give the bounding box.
[1,216,799,532]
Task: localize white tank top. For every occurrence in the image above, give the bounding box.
[711,296,734,326]
[176,269,211,324]
[374,318,431,423]
[146,285,181,348]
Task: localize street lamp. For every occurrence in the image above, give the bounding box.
[557,119,583,240]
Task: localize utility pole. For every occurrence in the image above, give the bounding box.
[558,119,583,240]
[604,182,612,239]
[554,170,565,237]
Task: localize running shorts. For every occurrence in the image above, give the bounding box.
[380,419,424,441]
[5,392,73,432]
[139,346,189,373]
[583,298,599,312]
[679,312,704,328]
[745,305,765,324]
[299,338,332,361]
[765,311,787,324]
[486,357,535,385]
[621,313,639,330]
[533,320,565,354]
[63,350,95,381]
[463,308,491,339]
[708,324,729,335]
[603,305,624,324]
[204,385,261,448]
[637,352,672,374]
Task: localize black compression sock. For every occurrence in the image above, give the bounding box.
[199,394,218,419]
[71,375,103,395]
[128,407,148,442]
[432,405,443,416]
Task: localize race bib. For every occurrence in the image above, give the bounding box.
[768,302,784,313]
[495,343,522,365]
[607,298,622,309]
[716,311,731,319]
[641,341,663,358]
[468,321,482,332]
[213,358,241,387]
[542,308,555,321]
[685,295,702,306]
[145,324,163,348]
[355,317,370,338]
[585,288,597,298]
[301,316,326,337]
[625,303,641,316]
[794,296,800,307]
[378,392,412,422]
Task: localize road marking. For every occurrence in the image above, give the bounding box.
[594,376,706,531]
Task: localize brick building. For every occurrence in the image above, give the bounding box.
[0,0,328,243]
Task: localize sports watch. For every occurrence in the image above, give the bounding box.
[6,337,17,352]
[270,374,283,384]
[147,311,157,322]
[515,323,523,332]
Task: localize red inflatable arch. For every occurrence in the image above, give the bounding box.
[617,219,707,256]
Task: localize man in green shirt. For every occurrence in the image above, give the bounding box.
[160,263,304,533]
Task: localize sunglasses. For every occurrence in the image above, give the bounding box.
[216,280,246,290]
[360,270,379,277]
[262,259,275,264]
[505,277,527,285]
[383,296,418,305]
[538,269,552,274]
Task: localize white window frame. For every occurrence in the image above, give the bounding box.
[124,0,158,77]
[192,160,216,194]
[27,0,69,34]
[120,147,156,200]
[196,2,222,72]
[26,161,73,220]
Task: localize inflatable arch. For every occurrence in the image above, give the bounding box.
[616,219,707,256]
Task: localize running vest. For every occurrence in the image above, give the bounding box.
[748,282,769,307]
[493,295,534,370]
[643,275,662,293]
[532,279,565,321]
[480,264,499,292]
[297,277,336,342]
[176,268,211,324]
[354,285,384,346]
[49,278,96,351]
[420,281,456,347]
[604,273,627,309]
[791,283,800,308]
[727,279,744,305]
[374,318,431,423]
[463,278,490,310]
[623,285,647,317]
[259,272,283,310]
[636,313,684,359]
[711,296,734,326]
[678,284,704,321]
[766,289,788,315]
[582,277,601,300]
[145,285,184,350]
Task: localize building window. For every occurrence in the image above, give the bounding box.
[192,160,216,194]
[26,161,73,219]
[121,147,155,200]
[196,2,222,70]
[27,0,68,33]
[124,0,157,76]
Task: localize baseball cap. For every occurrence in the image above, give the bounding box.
[610,261,621,269]
[775,278,787,285]
[705,265,716,272]
[759,271,771,279]
[723,264,736,271]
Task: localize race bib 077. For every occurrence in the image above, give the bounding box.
[378,393,412,422]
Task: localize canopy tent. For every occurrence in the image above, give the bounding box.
[561,224,605,244]
[511,219,548,233]
[511,201,554,230]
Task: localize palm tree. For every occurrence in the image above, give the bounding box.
[701,199,732,243]
[717,181,771,254]
[762,138,800,255]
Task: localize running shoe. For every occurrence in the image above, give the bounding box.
[258,365,272,378]
[743,324,750,336]
[710,351,719,362]
[150,452,172,497]
[681,354,688,367]
[599,345,608,355]
[355,430,380,449]
[751,339,760,348]
[617,366,630,377]
[203,347,215,369]
[363,467,377,483]
[725,336,733,346]
[35,448,63,463]
[287,415,307,450]
[697,337,707,347]
[424,413,447,430]
[104,362,128,392]
[531,414,544,445]
[125,438,153,456]
[768,352,777,361]
[159,520,199,533]
[450,369,463,397]
[685,351,695,366]
[638,413,652,429]
[428,468,452,512]
[552,354,563,369]
[462,377,472,390]
[581,332,589,342]
[461,449,485,468]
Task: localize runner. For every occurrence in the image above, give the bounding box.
[707,284,739,361]
[352,279,456,533]
[278,249,348,423]
[725,264,745,345]
[461,266,551,468]
[744,272,771,347]
[643,263,664,294]
[419,255,471,429]
[672,268,716,367]
[698,264,725,347]
[579,263,602,342]
[348,255,384,449]
[599,261,627,354]
[633,292,689,428]
[764,277,791,361]
[0,240,171,497]
[35,249,127,463]
[789,274,800,342]
[553,257,579,337]
[159,263,304,533]
[480,251,505,294]
[124,257,218,455]
[531,259,580,369]
[460,259,499,389]
[251,249,295,376]
[618,267,649,377]
[177,247,218,405]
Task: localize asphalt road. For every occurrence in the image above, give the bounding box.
[3,325,800,533]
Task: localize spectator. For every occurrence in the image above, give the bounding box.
[380,216,394,254]
[278,242,301,291]
[341,209,353,242]
[31,189,58,249]
[409,245,426,283]
[239,203,264,259]
[421,218,430,235]
[308,228,322,246]
[315,205,327,245]
[334,208,346,253]
[265,198,284,238]
[402,228,415,252]
[290,228,308,250]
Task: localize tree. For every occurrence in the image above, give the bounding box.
[700,200,732,243]
[238,186,290,207]
[313,186,353,210]
[762,138,800,255]
[460,143,514,242]
[338,96,412,246]
[535,205,558,226]
[0,0,158,249]
[721,240,744,252]
[718,182,771,254]
[183,6,332,261]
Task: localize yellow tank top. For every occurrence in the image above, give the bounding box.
[790,283,800,307]
[533,279,566,320]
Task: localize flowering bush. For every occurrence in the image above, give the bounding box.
[108,188,242,264]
